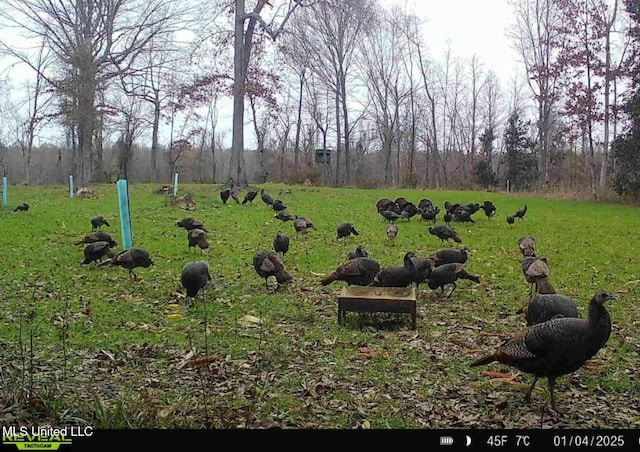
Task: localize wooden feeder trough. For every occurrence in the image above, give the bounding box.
[337,286,417,330]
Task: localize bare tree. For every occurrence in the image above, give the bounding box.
[9,39,54,184]
[292,0,376,186]
[229,0,304,187]
[508,0,567,185]
[359,5,412,187]
[0,0,187,187]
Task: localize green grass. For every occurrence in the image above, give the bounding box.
[0,182,638,429]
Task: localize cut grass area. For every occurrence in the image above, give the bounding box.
[0,182,638,429]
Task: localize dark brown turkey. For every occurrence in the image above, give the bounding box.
[176,217,209,232]
[320,257,380,286]
[273,232,290,259]
[99,247,154,279]
[336,222,359,239]
[91,215,110,231]
[187,228,209,252]
[14,203,29,212]
[428,225,462,245]
[471,291,615,413]
[181,261,212,304]
[73,231,117,248]
[520,293,580,326]
[424,263,480,297]
[81,241,116,266]
[426,246,469,267]
[253,250,293,290]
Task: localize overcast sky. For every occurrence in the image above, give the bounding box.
[409,0,522,83]
[0,0,524,148]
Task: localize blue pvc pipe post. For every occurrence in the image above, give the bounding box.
[2,177,7,206]
[173,173,179,197]
[117,179,133,249]
[69,175,74,198]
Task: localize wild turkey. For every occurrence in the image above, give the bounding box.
[320,257,380,286]
[386,224,398,243]
[295,216,318,232]
[376,198,395,212]
[372,252,431,288]
[400,203,420,221]
[253,250,293,290]
[99,247,153,279]
[522,254,555,295]
[520,293,580,326]
[347,245,369,260]
[428,225,462,245]
[91,215,110,231]
[242,190,258,204]
[426,246,469,267]
[13,203,29,212]
[394,197,409,210]
[81,241,116,266]
[480,201,497,219]
[275,209,295,222]
[176,217,209,232]
[425,263,480,297]
[230,184,240,204]
[514,204,528,221]
[273,232,290,259]
[187,228,209,252]
[452,209,476,223]
[506,214,515,227]
[380,209,402,223]
[181,261,212,304]
[293,217,309,234]
[471,291,615,413]
[272,200,287,212]
[220,188,230,204]
[260,188,274,205]
[443,210,453,224]
[73,231,117,248]
[418,199,433,211]
[336,222,359,239]
[420,205,439,224]
[518,236,536,257]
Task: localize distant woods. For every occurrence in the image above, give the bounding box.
[0,0,638,200]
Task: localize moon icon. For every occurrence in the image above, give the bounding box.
[466,435,472,446]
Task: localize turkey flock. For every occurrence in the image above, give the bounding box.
[53,183,618,418]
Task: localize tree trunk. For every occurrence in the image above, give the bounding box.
[294,68,305,173]
[151,91,160,183]
[230,0,248,187]
[334,90,341,187]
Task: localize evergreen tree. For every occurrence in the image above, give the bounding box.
[504,112,538,190]
[473,127,498,188]
[611,0,640,198]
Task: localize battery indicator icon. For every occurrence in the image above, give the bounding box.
[440,436,454,446]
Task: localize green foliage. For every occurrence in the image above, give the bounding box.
[473,160,498,189]
[611,132,640,197]
[610,0,640,198]
[0,183,638,429]
[504,112,538,190]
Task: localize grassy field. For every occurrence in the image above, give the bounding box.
[0,182,638,430]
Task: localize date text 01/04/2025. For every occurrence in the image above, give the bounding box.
[481,433,628,448]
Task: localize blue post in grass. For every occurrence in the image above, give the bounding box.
[69,175,74,198]
[117,179,133,249]
[173,172,179,197]
[2,176,7,207]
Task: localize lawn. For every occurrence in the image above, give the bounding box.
[0,182,638,430]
